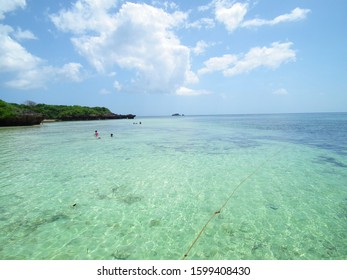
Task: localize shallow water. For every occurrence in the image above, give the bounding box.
[0,113,346,259]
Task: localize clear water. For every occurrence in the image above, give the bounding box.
[0,113,346,260]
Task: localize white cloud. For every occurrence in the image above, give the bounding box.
[242,8,311,28]
[0,2,84,90]
[151,1,179,11]
[199,42,296,77]
[5,69,45,89]
[198,54,237,75]
[224,42,296,76]
[176,86,210,96]
[211,1,310,32]
[0,0,26,20]
[187,17,215,29]
[113,80,122,91]
[0,24,41,73]
[51,1,195,94]
[192,40,209,55]
[4,62,84,90]
[214,1,248,32]
[273,88,288,95]
[13,27,37,41]
[197,1,214,12]
[0,23,83,89]
[99,88,111,95]
[50,0,117,34]
[58,63,84,82]
[185,70,199,85]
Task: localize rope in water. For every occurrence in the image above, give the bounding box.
[182,148,284,260]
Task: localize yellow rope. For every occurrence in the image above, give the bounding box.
[182,148,283,259]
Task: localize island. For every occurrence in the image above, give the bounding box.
[172,113,184,116]
[0,99,135,127]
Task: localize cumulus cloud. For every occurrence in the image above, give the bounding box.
[13,27,37,41]
[4,63,84,90]
[51,1,196,94]
[57,63,84,82]
[0,25,41,73]
[176,86,210,96]
[211,0,310,32]
[0,1,84,89]
[0,23,83,89]
[192,40,210,55]
[199,42,296,77]
[48,1,308,95]
[113,80,122,91]
[50,0,117,34]
[99,88,111,95]
[214,1,248,32]
[151,1,179,11]
[229,42,295,75]
[198,54,237,75]
[224,42,296,76]
[242,8,311,28]
[4,69,45,89]
[0,0,26,20]
[187,17,215,29]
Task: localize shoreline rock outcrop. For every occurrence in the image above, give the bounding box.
[60,113,136,121]
[0,113,44,126]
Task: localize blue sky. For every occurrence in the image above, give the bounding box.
[0,0,346,116]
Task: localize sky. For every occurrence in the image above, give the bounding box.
[0,0,346,116]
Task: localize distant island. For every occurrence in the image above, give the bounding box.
[172,113,184,116]
[0,99,135,127]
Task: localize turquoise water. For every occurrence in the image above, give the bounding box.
[0,113,346,260]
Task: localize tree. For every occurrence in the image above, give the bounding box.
[24,100,37,107]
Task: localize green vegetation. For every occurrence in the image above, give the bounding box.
[0,99,135,126]
[24,103,112,120]
[0,99,40,119]
[0,99,44,126]
[0,99,17,119]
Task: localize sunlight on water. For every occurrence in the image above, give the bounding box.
[0,114,346,259]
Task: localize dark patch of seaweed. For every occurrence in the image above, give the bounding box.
[267,204,279,210]
[317,156,347,168]
[119,194,142,205]
[149,219,161,227]
[94,187,143,205]
[4,212,69,239]
[111,250,131,260]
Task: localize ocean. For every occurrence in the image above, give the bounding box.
[0,113,346,260]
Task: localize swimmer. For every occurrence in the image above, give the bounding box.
[95,130,99,137]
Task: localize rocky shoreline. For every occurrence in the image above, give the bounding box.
[0,113,44,126]
[59,113,136,121]
[0,113,136,126]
